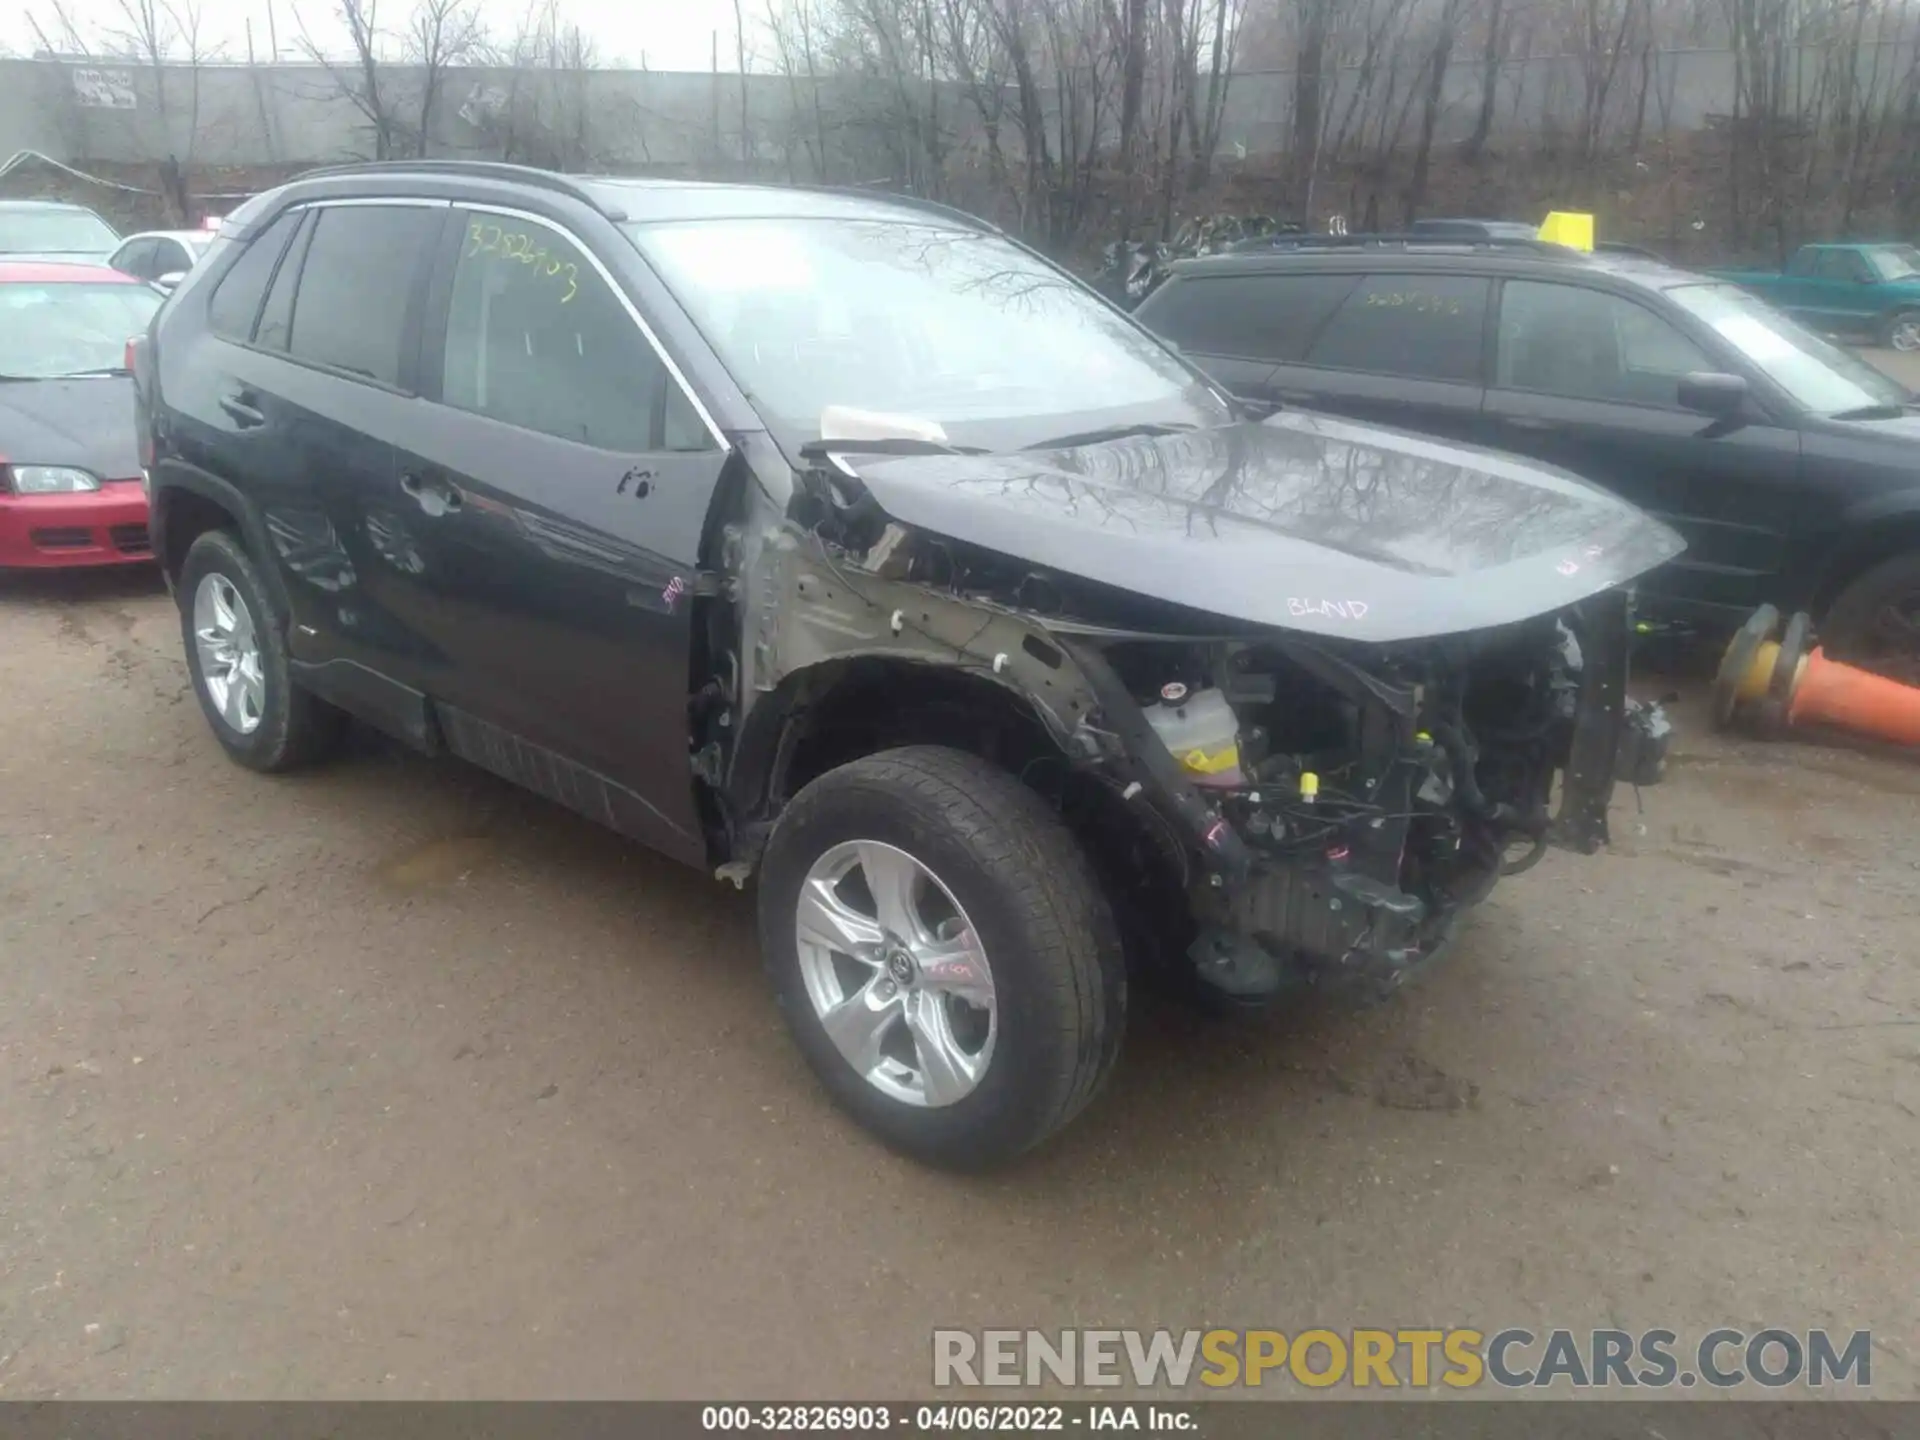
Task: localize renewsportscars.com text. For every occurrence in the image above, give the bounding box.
[932,1328,1871,1390]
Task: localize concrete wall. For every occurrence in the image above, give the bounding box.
[3,44,1914,173]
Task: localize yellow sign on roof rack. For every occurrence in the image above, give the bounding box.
[1537,212,1596,251]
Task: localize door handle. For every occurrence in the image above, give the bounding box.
[218,391,264,428]
[1500,415,1558,432]
[400,471,463,516]
[1275,389,1317,404]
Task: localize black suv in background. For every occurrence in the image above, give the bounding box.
[1135,237,1920,675]
[134,166,1676,1167]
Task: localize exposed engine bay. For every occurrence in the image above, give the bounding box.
[1079,610,1658,1001]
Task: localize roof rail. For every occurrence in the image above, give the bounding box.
[294,159,610,211]
[792,183,998,234]
[1226,231,1583,258]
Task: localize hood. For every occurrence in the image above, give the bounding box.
[0,376,140,482]
[1,250,117,265]
[852,413,1685,643]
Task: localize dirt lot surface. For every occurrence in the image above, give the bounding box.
[8,350,1920,1401]
[3,567,1917,1401]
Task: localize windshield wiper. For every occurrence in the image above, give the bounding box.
[57,366,131,378]
[1827,403,1913,421]
[798,436,987,460]
[1021,421,1195,451]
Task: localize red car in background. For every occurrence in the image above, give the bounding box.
[0,261,165,569]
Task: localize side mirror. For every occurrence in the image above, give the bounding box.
[1678,371,1749,418]
[154,271,187,291]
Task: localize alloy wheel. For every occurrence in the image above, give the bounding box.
[192,571,265,736]
[793,839,997,1108]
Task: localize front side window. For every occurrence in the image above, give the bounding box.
[1496,281,1710,408]
[1866,246,1920,282]
[287,205,439,386]
[0,207,118,255]
[1303,274,1491,383]
[627,217,1227,451]
[0,282,162,379]
[442,212,701,451]
[1666,282,1910,416]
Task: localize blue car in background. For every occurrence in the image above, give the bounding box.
[1714,243,1920,352]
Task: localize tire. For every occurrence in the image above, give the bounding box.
[178,528,343,772]
[1882,310,1920,353]
[1823,549,1920,685]
[758,746,1126,1169]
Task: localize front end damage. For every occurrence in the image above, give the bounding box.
[713,420,1678,1005]
[1058,604,1662,1002]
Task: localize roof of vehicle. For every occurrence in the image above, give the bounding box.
[1161,237,1712,294]
[0,199,108,214]
[0,259,143,284]
[275,160,995,233]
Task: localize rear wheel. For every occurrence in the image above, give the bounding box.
[179,529,343,771]
[1824,549,1920,685]
[757,746,1126,1169]
[1882,310,1920,353]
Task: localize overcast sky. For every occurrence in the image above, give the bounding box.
[2,0,752,72]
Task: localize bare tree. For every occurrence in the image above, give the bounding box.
[405,0,483,157]
[297,0,401,160]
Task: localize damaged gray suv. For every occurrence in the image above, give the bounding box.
[135,163,1680,1168]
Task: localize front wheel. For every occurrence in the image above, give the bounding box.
[1823,549,1920,684]
[757,746,1126,1169]
[1883,310,1920,353]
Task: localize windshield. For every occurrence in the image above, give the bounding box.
[626,217,1229,450]
[0,282,161,379]
[0,208,120,255]
[1866,245,1920,282]
[1666,282,1910,414]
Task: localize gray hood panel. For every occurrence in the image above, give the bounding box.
[853,413,1685,643]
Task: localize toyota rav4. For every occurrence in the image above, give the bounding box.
[134,163,1678,1168]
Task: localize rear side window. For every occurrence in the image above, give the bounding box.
[254,211,314,353]
[1146,273,1356,362]
[113,239,155,279]
[1305,274,1491,383]
[287,205,439,387]
[207,212,297,341]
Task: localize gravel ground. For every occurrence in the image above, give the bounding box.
[4,357,1919,1400]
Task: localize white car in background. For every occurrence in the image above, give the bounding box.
[107,227,218,291]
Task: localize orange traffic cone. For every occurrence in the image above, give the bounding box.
[1714,605,1920,746]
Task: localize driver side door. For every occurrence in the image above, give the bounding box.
[1480,279,1805,621]
[383,205,732,866]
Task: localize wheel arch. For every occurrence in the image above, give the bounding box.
[1809,499,1920,616]
[723,655,1193,957]
[151,469,287,620]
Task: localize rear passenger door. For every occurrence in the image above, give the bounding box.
[387,204,730,865]
[1267,272,1493,446]
[218,199,446,739]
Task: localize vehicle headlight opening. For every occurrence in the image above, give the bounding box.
[6,465,102,495]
